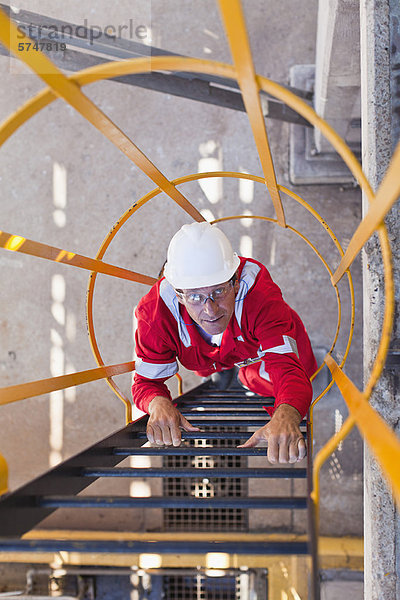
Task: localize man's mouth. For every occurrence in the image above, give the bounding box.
[203,316,223,323]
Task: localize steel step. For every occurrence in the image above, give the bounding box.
[113,446,270,456]
[132,431,254,440]
[0,538,309,555]
[175,419,307,427]
[178,401,273,408]
[131,430,307,440]
[180,410,270,417]
[181,396,274,403]
[177,419,280,427]
[81,466,307,478]
[38,495,308,510]
[190,392,274,399]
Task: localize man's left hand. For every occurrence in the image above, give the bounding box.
[237,404,306,464]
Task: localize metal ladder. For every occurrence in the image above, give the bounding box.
[0,380,319,598]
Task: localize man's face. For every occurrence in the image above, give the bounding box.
[176,278,239,335]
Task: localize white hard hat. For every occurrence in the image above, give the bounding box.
[164,222,240,289]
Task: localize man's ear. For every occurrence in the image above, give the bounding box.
[233,277,240,295]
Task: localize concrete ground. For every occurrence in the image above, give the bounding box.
[0,0,364,596]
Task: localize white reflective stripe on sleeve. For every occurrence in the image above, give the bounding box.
[235,261,261,326]
[261,335,299,358]
[159,278,191,348]
[259,361,271,382]
[135,358,178,379]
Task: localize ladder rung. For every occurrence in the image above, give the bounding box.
[180,411,269,417]
[184,420,269,426]
[81,467,307,478]
[113,446,270,456]
[38,495,308,509]
[180,396,274,403]
[131,432,306,442]
[192,392,274,400]
[178,402,273,408]
[0,538,309,555]
[171,420,307,428]
[133,431,253,440]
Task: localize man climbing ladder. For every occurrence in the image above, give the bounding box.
[132,222,317,463]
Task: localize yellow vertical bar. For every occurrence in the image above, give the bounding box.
[175,373,183,396]
[0,454,8,495]
[218,0,285,226]
[0,9,204,223]
[311,414,355,508]
[332,139,400,284]
[325,355,400,505]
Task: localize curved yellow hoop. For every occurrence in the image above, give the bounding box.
[86,172,354,427]
[0,55,377,198]
[0,54,392,408]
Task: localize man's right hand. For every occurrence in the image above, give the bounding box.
[147,396,200,446]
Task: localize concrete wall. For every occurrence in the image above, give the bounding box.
[360,0,400,598]
[314,0,361,153]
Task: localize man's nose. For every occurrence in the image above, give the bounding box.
[203,298,218,315]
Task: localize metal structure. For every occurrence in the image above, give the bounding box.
[0,384,308,545]
[0,0,399,597]
[0,383,314,598]
[0,4,313,128]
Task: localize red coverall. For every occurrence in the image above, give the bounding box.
[132,257,317,418]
